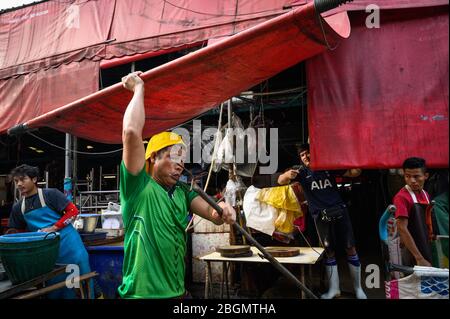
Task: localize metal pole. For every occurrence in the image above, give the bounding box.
[44,171,49,189]
[64,134,73,201]
[89,168,94,207]
[64,133,71,178]
[314,0,353,14]
[227,99,234,177]
[99,166,103,192]
[116,165,120,192]
[73,136,78,200]
[227,99,232,129]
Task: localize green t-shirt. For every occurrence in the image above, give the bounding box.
[433,191,449,236]
[118,161,198,298]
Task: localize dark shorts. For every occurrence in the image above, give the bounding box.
[312,207,355,253]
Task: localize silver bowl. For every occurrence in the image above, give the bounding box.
[79,214,100,233]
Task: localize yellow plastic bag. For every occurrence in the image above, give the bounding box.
[256,185,303,234]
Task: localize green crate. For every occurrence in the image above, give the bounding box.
[0,235,60,285]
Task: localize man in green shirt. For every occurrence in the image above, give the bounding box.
[118,71,236,299]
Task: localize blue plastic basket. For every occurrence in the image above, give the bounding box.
[0,232,60,284]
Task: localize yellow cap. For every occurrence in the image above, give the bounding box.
[145,131,185,160]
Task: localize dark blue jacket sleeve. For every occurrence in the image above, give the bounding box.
[44,189,70,215]
[8,203,27,229]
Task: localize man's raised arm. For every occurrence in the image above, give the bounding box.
[122,72,146,175]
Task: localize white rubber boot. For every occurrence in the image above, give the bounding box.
[321,265,341,299]
[348,263,367,299]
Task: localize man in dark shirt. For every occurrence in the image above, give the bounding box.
[7,164,92,298]
[278,143,366,299]
[9,187,77,231]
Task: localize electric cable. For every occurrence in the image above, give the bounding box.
[27,132,123,155]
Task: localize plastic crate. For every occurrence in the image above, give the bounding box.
[86,245,123,298]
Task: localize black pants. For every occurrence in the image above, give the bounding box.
[313,208,356,256]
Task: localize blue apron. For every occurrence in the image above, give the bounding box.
[21,188,94,299]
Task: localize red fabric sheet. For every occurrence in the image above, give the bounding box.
[3,0,443,76]
[0,0,115,78]
[307,6,449,169]
[1,0,446,141]
[11,3,350,144]
[0,0,295,136]
[101,0,303,61]
[0,61,99,135]
[0,0,301,78]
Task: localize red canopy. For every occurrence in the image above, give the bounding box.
[307,6,449,169]
[8,2,351,144]
[0,0,334,138]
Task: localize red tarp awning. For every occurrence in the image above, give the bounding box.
[0,0,305,77]
[307,5,449,169]
[0,0,318,134]
[0,0,115,77]
[8,2,351,144]
[0,61,99,135]
[0,0,300,135]
[1,0,446,142]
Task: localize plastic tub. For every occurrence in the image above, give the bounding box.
[0,232,60,284]
[0,232,53,243]
[86,245,123,299]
